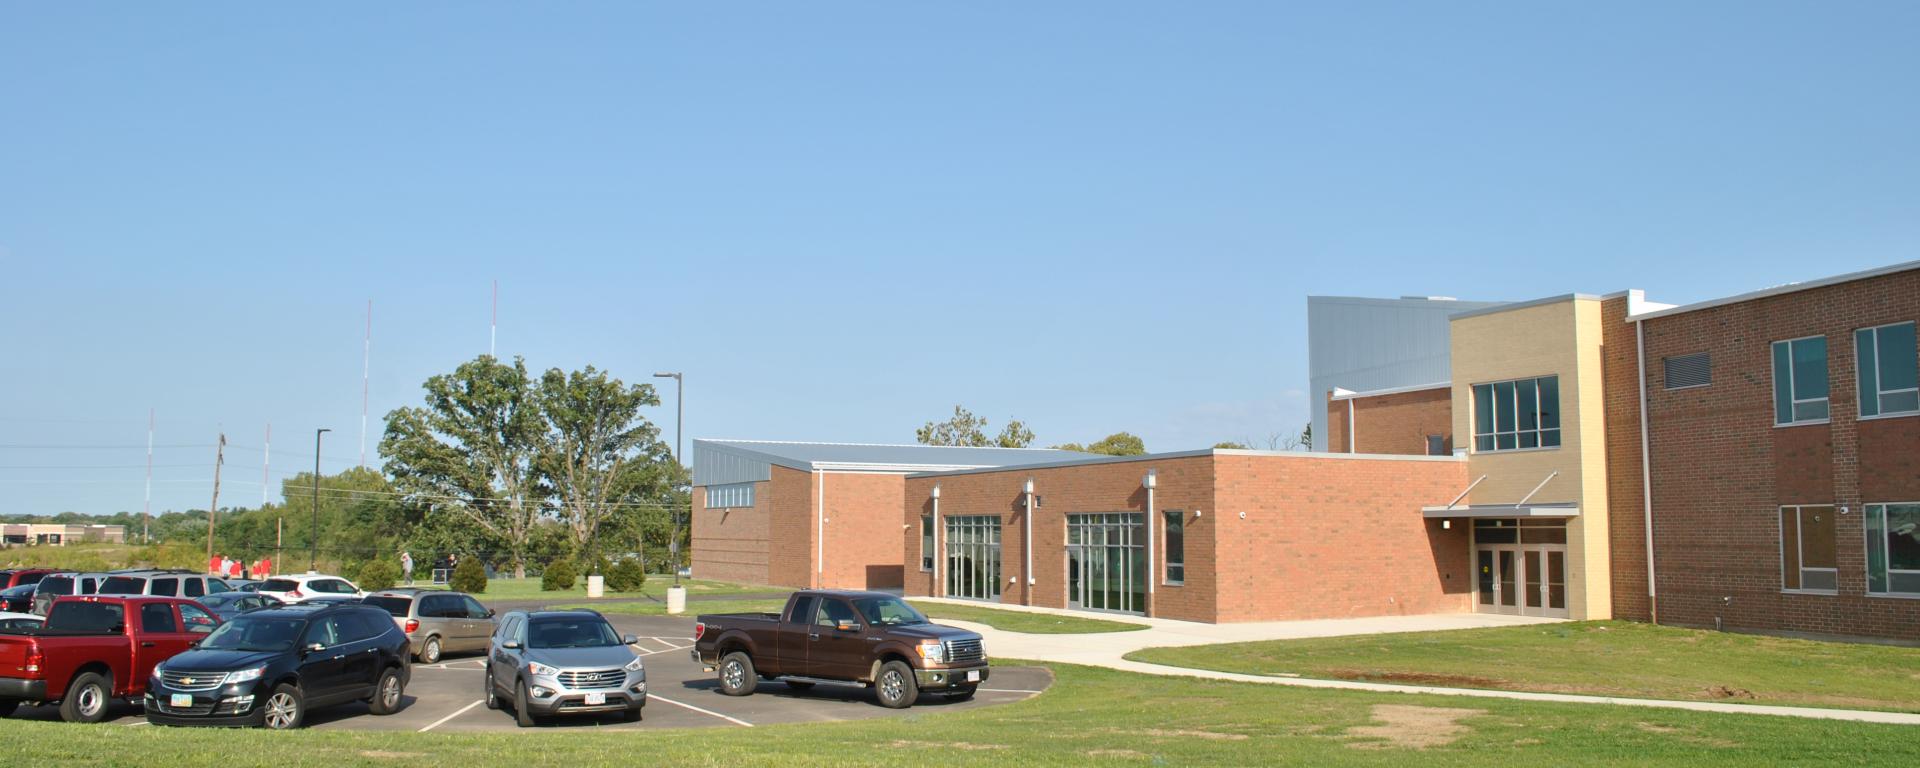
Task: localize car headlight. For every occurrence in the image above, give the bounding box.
[527,662,559,677]
[623,656,644,673]
[225,667,266,684]
[916,640,946,664]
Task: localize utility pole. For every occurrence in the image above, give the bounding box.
[276,517,282,576]
[312,428,330,572]
[206,433,226,564]
[652,372,683,586]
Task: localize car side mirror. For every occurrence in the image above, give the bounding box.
[303,642,325,656]
[487,609,496,618]
[835,619,859,632]
[502,640,521,650]
[623,634,639,645]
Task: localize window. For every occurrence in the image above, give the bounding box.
[206,579,230,594]
[140,603,178,633]
[920,515,934,571]
[706,482,755,509]
[1162,511,1185,585]
[304,617,342,648]
[461,596,490,619]
[179,603,217,634]
[1426,435,1446,456]
[150,577,178,596]
[814,598,859,628]
[1772,337,1829,425]
[1857,323,1918,418]
[183,578,204,598]
[786,595,816,624]
[1472,376,1561,452]
[1866,503,1920,595]
[1664,352,1712,389]
[1780,505,1837,592]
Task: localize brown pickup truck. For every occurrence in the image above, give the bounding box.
[692,590,988,708]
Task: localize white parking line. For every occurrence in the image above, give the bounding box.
[648,694,753,727]
[978,688,1044,694]
[418,699,486,732]
[125,720,149,726]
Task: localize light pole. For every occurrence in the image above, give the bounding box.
[312,428,330,572]
[652,372,683,586]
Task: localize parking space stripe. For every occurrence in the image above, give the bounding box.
[418,699,486,732]
[978,688,1044,694]
[648,694,753,727]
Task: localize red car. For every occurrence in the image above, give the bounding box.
[0,595,218,722]
[0,569,56,589]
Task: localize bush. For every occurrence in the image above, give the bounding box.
[541,559,576,591]
[605,558,647,593]
[451,557,488,594]
[358,559,400,591]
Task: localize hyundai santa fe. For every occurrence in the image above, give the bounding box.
[485,610,644,727]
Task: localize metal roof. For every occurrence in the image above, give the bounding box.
[1420,503,1580,519]
[693,439,1093,486]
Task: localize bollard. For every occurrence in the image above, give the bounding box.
[666,585,687,615]
[586,575,604,598]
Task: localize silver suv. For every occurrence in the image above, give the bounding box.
[28,572,109,615]
[485,610,645,727]
[362,589,497,664]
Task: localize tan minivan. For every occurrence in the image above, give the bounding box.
[363,588,496,664]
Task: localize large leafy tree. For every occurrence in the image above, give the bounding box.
[381,355,548,578]
[916,405,1034,448]
[1054,432,1147,456]
[535,365,678,563]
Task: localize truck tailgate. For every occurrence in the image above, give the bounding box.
[0,634,38,677]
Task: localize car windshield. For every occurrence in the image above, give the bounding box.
[2,585,30,596]
[38,576,75,595]
[99,576,146,594]
[362,596,412,617]
[527,618,622,649]
[851,596,929,626]
[199,616,305,652]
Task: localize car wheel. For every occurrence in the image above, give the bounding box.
[947,685,977,701]
[0,698,18,717]
[367,667,404,715]
[874,660,918,709]
[60,671,112,723]
[261,684,305,730]
[784,680,815,691]
[717,652,756,697]
[622,706,643,723]
[420,636,442,665]
[483,665,499,710]
[513,679,537,728]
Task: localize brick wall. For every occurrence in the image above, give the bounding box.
[1600,295,1652,621]
[765,466,815,589]
[1326,388,1453,456]
[820,472,907,590]
[1642,267,1920,640]
[689,481,772,585]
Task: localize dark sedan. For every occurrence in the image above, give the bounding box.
[0,584,34,613]
[144,602,411,729]
[194,592,284,621]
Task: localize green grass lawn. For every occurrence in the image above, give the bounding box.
[5,661,1913,766]
[911,601,1148,634]
[1126,620,1920,712]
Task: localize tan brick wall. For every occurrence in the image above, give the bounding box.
[1599,295,1652,621]
[1326,387,1452,456]
[1642,268,1920,640]
[689,481,772,585]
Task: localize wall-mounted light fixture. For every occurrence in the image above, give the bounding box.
[1442,519,1452,529]
[931,484,941,500]
[1023,478,1035,495]
[1142,469,1157,489]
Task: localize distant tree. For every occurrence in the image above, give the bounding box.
[451,556,488,593]
[382,355,548,578]
[358,559,401,591]
[1212,441,1251,450]
[1054,432,1147,456]
[916,405,1034,448]
[535,365,678,563]
[1299,423,1312,450]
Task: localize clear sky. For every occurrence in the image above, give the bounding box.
[4,3,1918,516]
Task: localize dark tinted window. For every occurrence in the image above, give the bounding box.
[787,596,816,624]
[140,603,177,633]
[461,596,489,619]
[364,596,413,617]
[178,604,218,633]
[303,617,342,647]
[260,579,300,592]
[39,576,76,595]
[48,601,124,632]
[0,617,41,630]
[183,578,204,598]
[336,611,384,642]
[100,577,145,594]
[17,572,48,586]
[150,578,179,597]
[206,579,231,594]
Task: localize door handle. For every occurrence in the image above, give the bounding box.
[807,633,819,640]
[331,655,345,660]
[140,641,157,648]
[365,648,378,654]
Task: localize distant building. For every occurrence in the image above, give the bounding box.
[1,523,127,546]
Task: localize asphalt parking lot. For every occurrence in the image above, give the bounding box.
[9,612,1052,732]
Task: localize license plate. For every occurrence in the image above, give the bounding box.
[584,692,606,706]
[170,693,193,708]
[966,670,981,683]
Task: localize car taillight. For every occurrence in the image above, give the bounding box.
[693,622,705,640]
[405,619,419,634]
[24,648,44,676]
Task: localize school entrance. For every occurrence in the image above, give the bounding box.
[1473,518,1568,618]
[1065,513,1146,615]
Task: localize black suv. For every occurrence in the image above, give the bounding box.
[143,602,411,729]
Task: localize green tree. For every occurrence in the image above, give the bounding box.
[916,405,1033,448]
[382,355,548,578]
[541,558,577,591]
[535,365,677,563]
[451,556,488,593]
[1054,432,1147,456]
[1212,441,1251,450]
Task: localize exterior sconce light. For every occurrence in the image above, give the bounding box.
[1442,519,1452,529]
[1143,469,1157,489]
[931,484,941,500]
[1023,478,1035,495]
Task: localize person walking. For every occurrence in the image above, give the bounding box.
[401,551,414,586]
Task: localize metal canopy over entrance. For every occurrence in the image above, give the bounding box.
[1422,503,1579,519]
[1066,513,1146,615]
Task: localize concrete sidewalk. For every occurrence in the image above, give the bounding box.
[916,599,1920,725]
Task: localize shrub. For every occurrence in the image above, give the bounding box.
[451,557,488,594]
[605,558,647,593]
[541,558,576,591]
[358,559,400,591]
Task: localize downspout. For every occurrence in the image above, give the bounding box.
[1023,477,1035,603]
[1347,398,1356,453]
[1636,319,1658,624]
[1144,469,1157,616]
[931,484,942,598]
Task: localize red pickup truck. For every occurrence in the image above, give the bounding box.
[0,595,218,722]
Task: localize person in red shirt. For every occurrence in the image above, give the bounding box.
[209,554,222,575]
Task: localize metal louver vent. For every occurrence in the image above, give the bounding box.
[1664,353,1711,389]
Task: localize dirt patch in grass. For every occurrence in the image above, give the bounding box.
[1139,728,1249,741]
[1344,704,1483,750]
[358,751,426,760]
[1325,669,1507,688]
[1704,686,1755,699]
[886,741,1006,751]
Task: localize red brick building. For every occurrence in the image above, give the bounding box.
[1325,383,1454,456]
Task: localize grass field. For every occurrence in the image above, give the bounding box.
[1125,620,1920,712]
[4,661,1912,766]
[911,601,1147,634]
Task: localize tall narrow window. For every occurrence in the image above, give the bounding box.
[1857,323,1918,418]
[1162,510,1185,585]
[919,515,934,571]
[1780,505,1837,592]
[1866,503,1920,595]
[1472,376,1561,452]
[1772,337,1829,425]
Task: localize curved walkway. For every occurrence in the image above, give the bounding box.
[915,600,1920,726]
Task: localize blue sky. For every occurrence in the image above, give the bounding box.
[4,3,1918,516]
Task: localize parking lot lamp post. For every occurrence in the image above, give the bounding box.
[312,428,330,572]
[652,372,683,586]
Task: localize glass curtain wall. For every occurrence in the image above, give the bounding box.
[944,516,1002,601]
[1067,513,1146,614]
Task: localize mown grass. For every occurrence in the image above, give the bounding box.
[1125,620,1920,712]
[910,601,1147,634]
[5,661,1914,766]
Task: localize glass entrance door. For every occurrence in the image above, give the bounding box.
[944,516,1002,601]
[1066,513,1145,615]
[1475,544,1567,617]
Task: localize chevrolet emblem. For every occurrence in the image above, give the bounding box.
[182,678,196,685]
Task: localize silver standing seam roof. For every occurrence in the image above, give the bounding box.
[1306,295,1504,451]
[692,439,1095,487]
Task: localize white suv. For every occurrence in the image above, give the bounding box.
[256,573,364,604]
